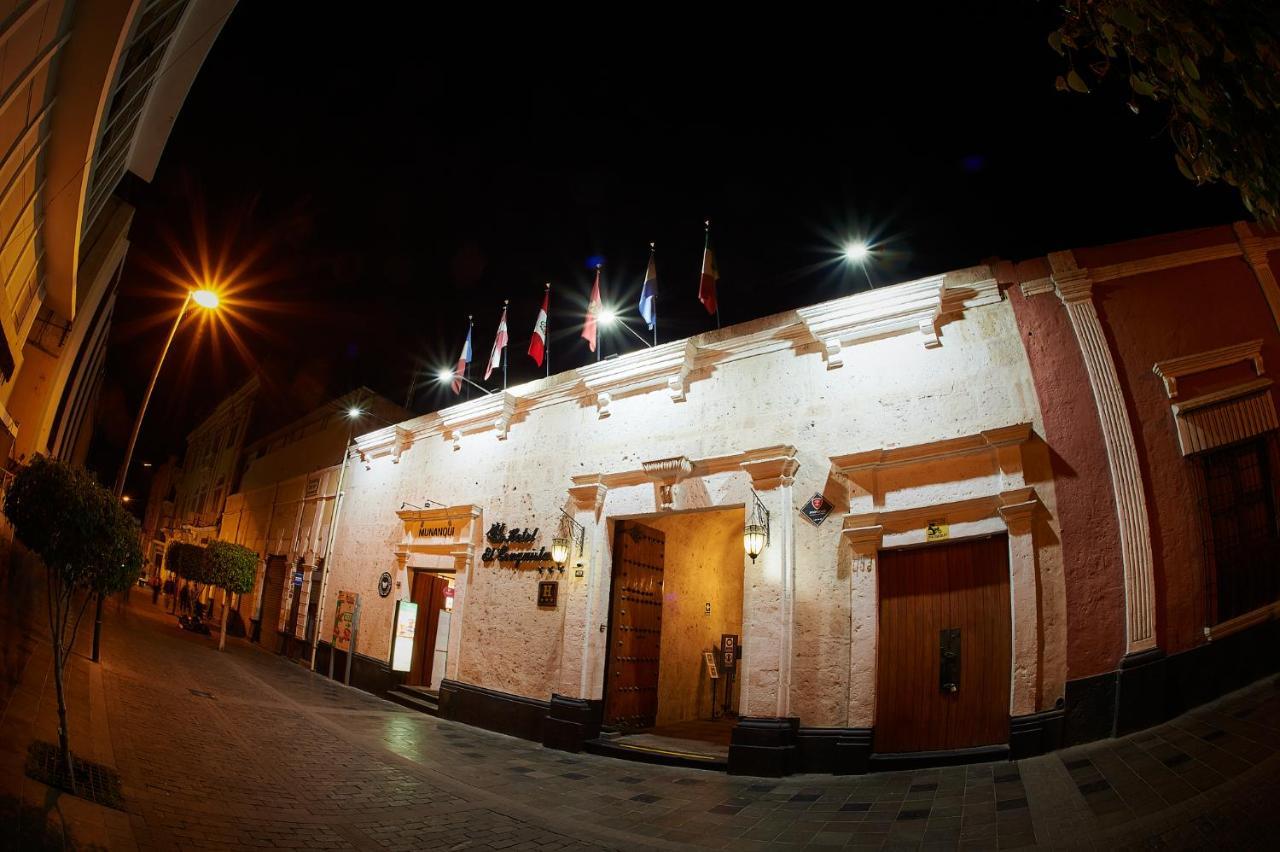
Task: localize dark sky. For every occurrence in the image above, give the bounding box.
[90,2,1244,493]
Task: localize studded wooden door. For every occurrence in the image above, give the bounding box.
[875,534,1012,753]
[604,520,666,729]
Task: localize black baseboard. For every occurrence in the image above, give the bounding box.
[869,745,1009,772]
[1064,617,1280,746]
[438,679,549,742]
[582,737,727,771]
[313,641,404,696]
[796,727,873,774]
[728,717,800,777]
[543,694,603,753]
[1009,709,1065,759]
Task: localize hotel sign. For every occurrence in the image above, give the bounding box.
[482,522,552,567]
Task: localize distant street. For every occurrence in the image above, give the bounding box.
[3,590,1280,850]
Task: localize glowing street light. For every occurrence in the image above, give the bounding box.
[98,285,221,662]
[436,367,494,395]
[346,406,364,419]
[596,307,652,349]
[843,241,875,289]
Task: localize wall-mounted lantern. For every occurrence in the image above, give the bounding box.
[744,490,770,563]
[552,508,585,571]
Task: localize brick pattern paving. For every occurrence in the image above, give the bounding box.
[2,592,1280,850]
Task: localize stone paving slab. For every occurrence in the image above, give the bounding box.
[3,593,1280,849]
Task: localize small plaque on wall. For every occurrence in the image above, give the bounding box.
[537,580,558,608]
[926,519,950,542]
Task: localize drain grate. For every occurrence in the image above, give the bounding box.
[25,741,125,811]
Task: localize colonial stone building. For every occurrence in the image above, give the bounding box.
[315,222,1280,775]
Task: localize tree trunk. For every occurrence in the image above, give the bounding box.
[50,629,76,794]
[219,588,229,651]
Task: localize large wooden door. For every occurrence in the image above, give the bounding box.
[875,535,1012,753]
[604,520,666,729]
[260,555,287,648]
[408,572,449,688]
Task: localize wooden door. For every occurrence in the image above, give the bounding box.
[260,555,287,648]
[875,535,1012,753]
[408,572,449,688]
[603,520,665,729]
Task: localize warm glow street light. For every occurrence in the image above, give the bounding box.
[597,308,617,325]
[97,285,223,662]
[436,368,494,395]
[346,406,364,419]
[597,306,652,349]
[843,241,875,289]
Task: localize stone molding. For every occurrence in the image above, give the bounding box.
[740,445,800,491]
[1234,222,1280,330]
[641,456,694,509]
[1170,384,1278,456]
[567,475,608,516]
[1153,339,1265,398]
[354,425,413,468]
[1049,250,1158,656]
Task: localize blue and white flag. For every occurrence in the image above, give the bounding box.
[638,249,658,330]
[451,324,473,394]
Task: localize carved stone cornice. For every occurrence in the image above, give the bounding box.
[1152,339,1265,399]
[439,391,519,440]
[567,475,608,516]
[641,456,694,509]
[579,339,700,418]
[831,423,1032,475]
[354,425,413,467]
[740,445,799,490]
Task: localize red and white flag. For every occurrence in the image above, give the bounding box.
[699,227,719,316]
[529,286,549,366]
[582,267,602,352]
[484,305,508,380]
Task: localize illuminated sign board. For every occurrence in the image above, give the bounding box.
[391,601,418,672]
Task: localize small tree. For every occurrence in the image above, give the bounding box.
[204,541,257,651]
[3,456,140,787]
[166,542,207,614]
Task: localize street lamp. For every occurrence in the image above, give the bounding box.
[436,367,494,396]
[843,241,875,289]
[95,286,221,662]
[597,307,653,349]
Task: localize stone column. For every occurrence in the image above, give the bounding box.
[998,492,1041,716]
[843,524,881,727]
[1049,251,1158,656]
[1234,221,1280,332]
[738,446,800,718]
[566,477,608,699]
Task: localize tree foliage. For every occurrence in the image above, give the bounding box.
[1051,0,1280,221]
[3,455,142,786]
[205,541,257,594]
[166,542,209,585]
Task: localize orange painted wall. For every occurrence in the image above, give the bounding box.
[1007,278,1126,679]
[1083,251,1279,656]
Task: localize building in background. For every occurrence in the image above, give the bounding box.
[312,221,1280,776]
[0,0,237,472]
[139,454,179,576]
[218,388,405,657]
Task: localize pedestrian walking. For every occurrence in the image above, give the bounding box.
[179,583,190,615]
[151,578,161,605]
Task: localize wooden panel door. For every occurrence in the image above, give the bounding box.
[604,521,666,729]
[260,555,286,649]
[875,535,1012,753]
[408,572,449,688]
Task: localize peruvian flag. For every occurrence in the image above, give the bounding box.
[484,305,508,380]
[450,325,472,395]
[529,287,549,366]
[582,266,602,352]
[699,228,719,315]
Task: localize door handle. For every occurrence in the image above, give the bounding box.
[939,628,960,693]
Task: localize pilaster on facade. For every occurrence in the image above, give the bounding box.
[841,523,881,727]
[797,265,1001,368]
[1049,250,1158,656]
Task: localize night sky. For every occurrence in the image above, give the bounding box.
[89,2,1245,494]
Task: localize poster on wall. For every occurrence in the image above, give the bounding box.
[391,601,419,672]
[332,591,358,651]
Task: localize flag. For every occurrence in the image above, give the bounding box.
[529,287,549,366]
[582,266,602,352]
[485,305,508,380]
[450,325,472,395]
[699,228,719,315]
[638,249,657,330]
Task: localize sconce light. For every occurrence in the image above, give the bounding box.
[744,490,770,563]
[552,508,585,569]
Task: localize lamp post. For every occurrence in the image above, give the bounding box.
[92,287,220,663]
[436,368,495,396]
[597,308,653,349]
[843,242,875,290]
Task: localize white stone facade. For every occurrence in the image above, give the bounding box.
[320,266,1068,728]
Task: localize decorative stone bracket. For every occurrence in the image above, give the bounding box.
[641,456,694,509]
[354,426,414,469]
[580,338,700,418]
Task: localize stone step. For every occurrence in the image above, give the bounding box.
[385,687,440,716]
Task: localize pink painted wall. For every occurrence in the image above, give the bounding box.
[1006,273,1126,679]
[1084,250,1279,656]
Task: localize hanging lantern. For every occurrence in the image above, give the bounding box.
[553,508,585,569]
[551,536,571,567]
[744,490,771,562]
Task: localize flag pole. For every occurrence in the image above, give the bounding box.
[650,241,658,347]
[502,299,509,391]
[465,315,473,401]
[707,220,720,330]
[544,282,551,378]
[596,264,602,363]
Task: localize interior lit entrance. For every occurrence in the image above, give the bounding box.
[601,508,745,761]
[406,570,453,691]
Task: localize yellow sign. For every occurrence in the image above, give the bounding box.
[926,519,950,542]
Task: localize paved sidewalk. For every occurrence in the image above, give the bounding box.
[3,589,1279,850]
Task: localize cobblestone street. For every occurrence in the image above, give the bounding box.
[3,593,1279,850]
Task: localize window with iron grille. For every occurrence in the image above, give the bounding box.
[1199,436,1280,624]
